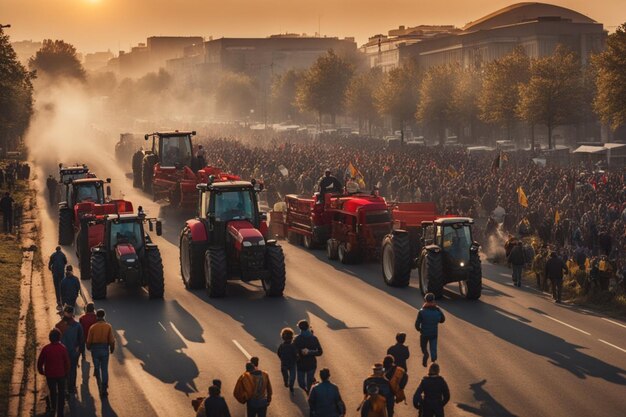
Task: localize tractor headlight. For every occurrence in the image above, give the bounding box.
[242,241,252,247]
[126,258,136,263]
[460,261,465,267]
[258,239,266,246]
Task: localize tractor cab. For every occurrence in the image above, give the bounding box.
[145,130,196,169]
[423,218,477,266]
[58,164,90,184]
[67,179,110,206]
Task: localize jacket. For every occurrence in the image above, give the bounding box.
[386,343,410,371]
[360,394,388,417]
[545,256,568,282]
[79,312,97,340]
[294,331,323,371]
[413,375,450,412]
[37,342,70,378]
[363,375,393,412]
[507,244,526,266]
[386,366,408,403]
[55,318,83,358]
[86,319,115,351]
[308,380,345,417]
[48,251,67,276]
[415,303,445,338]
[195,396,231,417]
[277,341,298,368]
[233,370,272,405]
[60,274,80,304]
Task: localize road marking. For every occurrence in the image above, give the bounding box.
[601,318,626,329]
[232,339,251,359]
[539,313,591,335]
[598,339,626,353]
[158,321,167,332]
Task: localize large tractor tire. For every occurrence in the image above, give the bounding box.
[326,239,338,260]
[132,151,144,188]
[205,248,227,298]
[179,227,205,289]
[381,231,412,287]
[58,208,74,246]
[419,250,444,298]
[90,252,107,300]
[146,248,165,299]
[338,242,358,264]
[466,252,482,300]
[142,157,156,193]
[264,244,286,297]
[76,226,91,280]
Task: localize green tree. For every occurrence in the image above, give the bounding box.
[0,28,34,155]
[271,69,303,121]
[453,66,483,143]
[345,67,382,134]
[517,45,583,149]
[29,39,86,81]
[296,49,354,126]
[592,23,626,131]
[375,59,421,139]
[216,72,258,119]
[416,64,459,144]
[479,46,530,141]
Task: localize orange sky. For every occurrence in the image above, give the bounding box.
[1,0,623,53]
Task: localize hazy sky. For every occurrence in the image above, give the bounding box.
[2,0,624,53]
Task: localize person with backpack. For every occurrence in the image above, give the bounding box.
[386,332,410,372]
[37,329,70,417]
[277,327,298,393]
[415,293,445,367]
[308,368,346,417]
[383,355,408,406]
[195,383,231,417]
[294,320,323,394]
[362,363,394,417]
[55,306,83,395]
[233,362,272,417]
[360,384,388,417]
[413,363,450,417]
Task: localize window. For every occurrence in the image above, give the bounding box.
[365,210,391,225]
[73,183,104,204]
[160,135,192,167]
[442,224,472,262]
[213,191,255,222]
[110,222,143,249]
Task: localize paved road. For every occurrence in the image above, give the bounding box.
[34,157,626,417]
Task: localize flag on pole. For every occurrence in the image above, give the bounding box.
[555,210,560,225]
[517,186,528,208]
[346,162,366,190]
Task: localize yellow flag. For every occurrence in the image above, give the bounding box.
[555,210,560,225]
[584,258,590,271]
[517,186,528,208]
[347,162,366,190]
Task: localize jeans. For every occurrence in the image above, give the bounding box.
[246,403,267,417]
[91,344,110,388]
[297,368,316,393]
[3,213,12,233]
[52,273,63,305]
[46,377,66,417]
[281,364,296,388]
[67,354,78,392]
[512,265,523,286]
[551,278,563,302]
[420,335,438,362]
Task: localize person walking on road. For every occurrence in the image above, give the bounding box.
[360,384,388,417]
[195,383,231,417]
[37,328,70,417]
[0,191,15,233]
[49,246,67,308]
[383,355,408,405]
[507,241,526,287]
[294,320,323,394]
[234,362,272,417]
[277,327,298,394]
[86,308,115,396]
[415,293,445,367]
[59,265,80,310]
[47,174,58,205]
[55,306,83,396]
[363,363,394,417]
[79,303,97,362]
[545,251,568,303]
[308,368,346,417]
[386,332,410,372]
[413,363,450,417]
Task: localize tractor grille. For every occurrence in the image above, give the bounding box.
[240,246,266,271]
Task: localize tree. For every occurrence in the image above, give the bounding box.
[453,66,483,143]
[479,46,530,141]
[0,28,34,155]
[345,68,382,134]
[271,69,303,122]
[29,39,86,81]
[375,59,421,138]
[296,49,354,126]
[517,45,583,149]
[416,64,459,144]
[593,23,626,131]
[216,72,258,119]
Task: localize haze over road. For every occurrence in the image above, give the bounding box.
[34,153,626,417]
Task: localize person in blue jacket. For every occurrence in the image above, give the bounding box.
[415,293,446,367]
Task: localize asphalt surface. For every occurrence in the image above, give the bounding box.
[34,157,626,417]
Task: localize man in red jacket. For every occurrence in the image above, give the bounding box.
[37,328,70,417]
[79,303,97,362]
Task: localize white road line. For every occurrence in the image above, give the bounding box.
[539,313,591,335]
[598,339,626,353]
[157,321,167,332]
[602,318,626,329]
[232,339,251,359]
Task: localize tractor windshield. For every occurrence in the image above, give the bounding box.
[160,135,192,167]
[213,190,255,222]
[110,221,143,249]
[442,224,472,263]
[73,183,104,204]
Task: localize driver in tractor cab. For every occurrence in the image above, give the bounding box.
[317,169,342,203]
[164,144,181,166]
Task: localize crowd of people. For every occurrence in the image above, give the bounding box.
[0,161,29,234]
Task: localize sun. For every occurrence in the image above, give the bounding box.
[85,0,101,4]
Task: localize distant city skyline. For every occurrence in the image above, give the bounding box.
[1,0,623,53]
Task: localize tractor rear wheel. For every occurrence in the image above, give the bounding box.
[382,232,411,287]
[58,208,74,246]
[419,251,444,298]
[264,245,286,297]
[466,252,482,300]
[132,151,143,188]
[338,242,357,264]
[76,227,91,280]
[90,252,107,300]
[326,239,338,260]
[146,248,165,299]
[180,227,205,289]
[205,248,227,298]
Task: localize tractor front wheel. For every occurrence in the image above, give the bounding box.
[58,208,74,246]
[179,227,205,289]
[146,248,165,299]
[382,232,411,287]
[76,227,91,280]
[90,252,107,300]
[205,248,227,298]
[466,252,482,300]
[338,242,357,264]
[264,245,286,297]
[419,250,444,298]
[142,158,155,193]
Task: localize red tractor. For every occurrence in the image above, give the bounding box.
[87,213,164,300]
[179,176,286,297]
[285,191,392,264]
